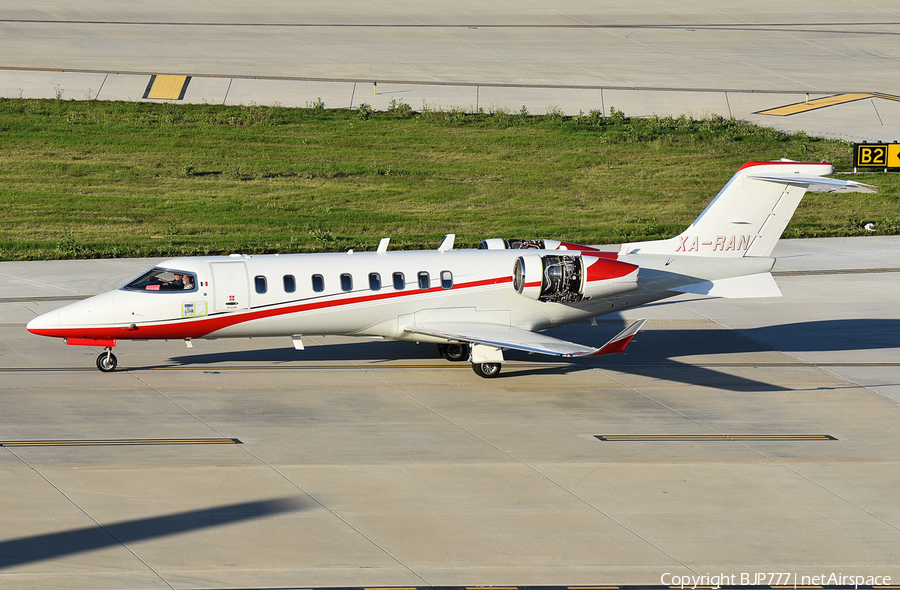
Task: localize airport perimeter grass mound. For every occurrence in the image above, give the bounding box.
[1,98,897,261]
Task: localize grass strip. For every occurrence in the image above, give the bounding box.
[0,99,897,261]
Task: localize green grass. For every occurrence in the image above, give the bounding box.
[0,98,897,260]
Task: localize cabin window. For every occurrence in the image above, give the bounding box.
[312,274,325,292]
[418,271,430,290]
[441,270,453,289]
[283,275,296,293]
[393,272,405,290]
[340,273,353,292]
[254,275,267,294]
[369,272,381,291]
[123,268,197,292]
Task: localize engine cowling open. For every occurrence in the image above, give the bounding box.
[479,238,598,251]
[513,253,639,303]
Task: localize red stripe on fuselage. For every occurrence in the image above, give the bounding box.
[35,275,515,342]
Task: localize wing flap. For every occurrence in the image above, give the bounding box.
[406,319,646,358]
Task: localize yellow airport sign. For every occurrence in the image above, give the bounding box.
[854,143,900,171]
[890,144,900,168]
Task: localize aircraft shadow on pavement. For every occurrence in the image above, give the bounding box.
[0,497,306,569]
[149,319,900,392]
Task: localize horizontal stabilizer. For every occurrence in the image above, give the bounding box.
[669,272,782,298]
[406,319,646,358]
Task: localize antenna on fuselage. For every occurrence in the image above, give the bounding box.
[377,237,390,253]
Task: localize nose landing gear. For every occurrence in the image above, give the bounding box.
[96,348,118,372]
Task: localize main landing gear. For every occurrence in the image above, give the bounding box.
[437,342,468,362]
[437,343,503,378]
[96,348,118,372]
[472,362,501,378]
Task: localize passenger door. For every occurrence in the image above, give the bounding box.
[210,261,250,312]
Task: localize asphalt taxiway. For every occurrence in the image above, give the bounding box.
[2,237,900,588]
[1,0,899,141]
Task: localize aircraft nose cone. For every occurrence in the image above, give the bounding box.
[26,292,120,339]
[27,309,61,335]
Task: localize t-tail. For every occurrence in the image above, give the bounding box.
[619,160,876,259]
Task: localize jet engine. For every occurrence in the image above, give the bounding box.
[513,253,639,303]
[479,238,598,251]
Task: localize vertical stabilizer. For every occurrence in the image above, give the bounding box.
[619,160,874,258]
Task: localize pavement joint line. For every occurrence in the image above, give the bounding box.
[594,434,836,441]
[359,365,697,575]
[3,447,176,589]
[117,369,429,586]
[690,283,900,412]
[199,352,433,585]
[0,296,87,302]
[0,438,240,447]
[0,272,82,296]
[234,444,433,586]
[157,585,900,590]
[0,65,874,95]
[137,587,900,590]
[772,267,900,276]
[624,312,900,531]
[2,361,899,372]
[3,18,899,28]
[581,343,900,540]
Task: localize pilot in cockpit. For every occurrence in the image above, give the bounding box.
[160,273,185,290]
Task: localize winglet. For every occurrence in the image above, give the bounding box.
[587,319,646,356]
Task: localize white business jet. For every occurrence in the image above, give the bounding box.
[27,160,874,377]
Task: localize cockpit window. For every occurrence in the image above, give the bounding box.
[124,268,197,292]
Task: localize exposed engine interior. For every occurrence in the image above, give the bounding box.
[513,254,585,303]
[539,255,584,303]
[479,238,547,250]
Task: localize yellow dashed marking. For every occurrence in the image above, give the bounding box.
[758,93,874,116]
[759,91,900,116]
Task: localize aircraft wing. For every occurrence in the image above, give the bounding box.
[751,175,876,193]
[405,319,646,358]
